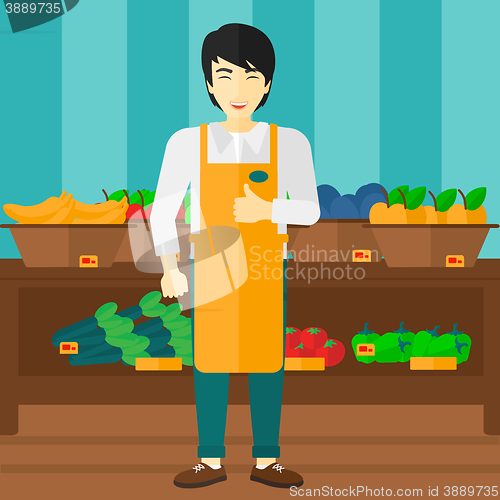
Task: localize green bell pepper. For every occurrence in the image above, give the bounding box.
[352,323,379,364]
[426,334,457,358]
[398,332,415,362]
[412,330,433,357]
[454,333,471,364]
[374,333,403,363]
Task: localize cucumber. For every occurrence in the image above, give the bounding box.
[168,337,191,349]
[73,342,117,359]
[122,336,150,356]
[160,303,182,323]
[165,316,189,330]
[122,351,151,366]
[106,334,139,348]
[145,333,171,352]
[171,343,192,356]
[116,305,143,321]
[52,317,98,345]
[142,303,168,318]
[98,314,126,329]
[139,291,162,310]
[148,345,175,357]
[170,325,191,339]
[105,318,134,336]
[181,356,193,367]
[94,302,118,322]
[132,317,163,335]
[146,330,171,349]
[76,330,106,346]
[69,349,122,366]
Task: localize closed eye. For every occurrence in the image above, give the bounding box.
[246,76,259,80]
[218,76,231,80]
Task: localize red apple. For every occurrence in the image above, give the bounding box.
[126,204,144,219]
[176,205,186,220]
[144,204,153,219]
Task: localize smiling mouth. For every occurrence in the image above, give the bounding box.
[230,101,248,109]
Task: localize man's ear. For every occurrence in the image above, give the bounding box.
[264,80,271,94]
[206,81,214,95]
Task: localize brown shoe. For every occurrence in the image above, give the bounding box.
[250,463,304,488]
[174,463,227,488]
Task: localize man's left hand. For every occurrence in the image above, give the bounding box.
[233,184,273,223]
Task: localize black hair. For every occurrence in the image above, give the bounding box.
[202,23,275,111]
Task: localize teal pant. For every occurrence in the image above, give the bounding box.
[191,260,287,459]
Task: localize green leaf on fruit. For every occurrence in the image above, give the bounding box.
[406,187,426,210]
[129,189,150,206]
[465,187,486,211]
[323,339,336,348]
[108,189,128,202]
[185,205,191,224]
[183,193,191,209]
[144,191,156,206]
[436,188,457,212]
[388,185,409,206]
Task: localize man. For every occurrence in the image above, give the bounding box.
[150,23,319,489]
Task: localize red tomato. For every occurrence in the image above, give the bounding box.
[301,327,328,350]
[316,339,345,367]
[286,342,315,358]
[286,326,302,351]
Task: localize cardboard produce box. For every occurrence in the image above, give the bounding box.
[288,219,382,263]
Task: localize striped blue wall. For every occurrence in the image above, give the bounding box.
[253,0,315,148]
[0,11,62,259]
[1,1,499,258]
[315,0,380,193]
[380,0,442,198]
[127,1,189,193]
[62,0,127,203]
[442,0,500,257]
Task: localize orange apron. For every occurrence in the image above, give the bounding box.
[192,123,287,373]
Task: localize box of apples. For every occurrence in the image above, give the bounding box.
[365,185,499,267]
[284,326,345,371]
[287,183,384,262]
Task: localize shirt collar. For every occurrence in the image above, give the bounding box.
[209,122,269,155]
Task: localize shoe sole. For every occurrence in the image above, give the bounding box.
[174,475,227,489]
[250,475,304,489]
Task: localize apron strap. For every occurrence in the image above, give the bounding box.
[192,123,215,256]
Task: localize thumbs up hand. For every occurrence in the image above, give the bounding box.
[233,184,273,223]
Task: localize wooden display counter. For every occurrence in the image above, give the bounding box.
[1,259,499,435]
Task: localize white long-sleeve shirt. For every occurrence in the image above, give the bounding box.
[150,121,320,258]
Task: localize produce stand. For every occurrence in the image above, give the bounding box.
[1,258,499,436]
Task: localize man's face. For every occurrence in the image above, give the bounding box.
[207,57,270,119]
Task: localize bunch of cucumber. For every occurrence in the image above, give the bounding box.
[52,314,122,366]
[139,291,193,366]
[53,291,192,367]
[96,302,152,366]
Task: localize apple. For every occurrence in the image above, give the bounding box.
[144,204,153,219]
[176,205,186,220]
[126,204,145,219]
